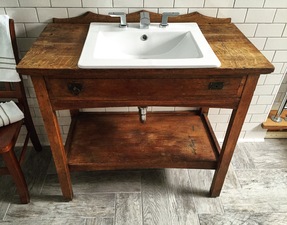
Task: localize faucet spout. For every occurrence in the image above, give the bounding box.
[160,12,180,27]
[140,12,150,29]
[109,12,127,28]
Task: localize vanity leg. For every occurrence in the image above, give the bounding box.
[31,76,73,201]
[200,107,209,114]
[70,109,79,118]
[209,75,259,197]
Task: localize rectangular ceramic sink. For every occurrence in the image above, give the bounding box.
[78,23,221,69]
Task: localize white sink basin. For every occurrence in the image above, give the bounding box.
[78,23,221,69]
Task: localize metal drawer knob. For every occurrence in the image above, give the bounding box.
[68,82,83,95]
[208,82,224,90]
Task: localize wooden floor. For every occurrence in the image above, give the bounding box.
[1,139,287,225]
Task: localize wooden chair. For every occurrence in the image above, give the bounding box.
[0,19,42,204]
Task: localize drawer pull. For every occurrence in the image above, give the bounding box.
[208,82,224,90]
[68,82,83,95]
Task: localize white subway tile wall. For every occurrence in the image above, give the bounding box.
[256,24,285,37]
[144,0,174,8]
[264,0,287,8]
[175,0,204,7]
[274,9,287,23]
[218,8,247,22]
[245,9,276,23]
[1,0,286,143]
[37,8,68,22]
[18,0,51,7]
[51,0,82,8]
[234,0,264,8]
[1,0,19,7]
[114,0,143,8]
[68,8,99,17]
[82,0,112,7]
[205,0,234,8]
[5,8,38,22]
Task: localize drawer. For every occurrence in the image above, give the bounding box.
[45,76,246,108]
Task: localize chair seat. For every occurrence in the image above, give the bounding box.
[0,120,23,154]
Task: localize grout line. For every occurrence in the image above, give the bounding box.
[243,7,248,23]
[272,8,277,23]
[35,7,40,23]
[2,203,11,222]
[215,8,219,18]
[78,191,142,195]
[39,172,48,195]
[66,7,70,18]
[113,192,117,225]
[254,23,259,38]
[140,173,144,225]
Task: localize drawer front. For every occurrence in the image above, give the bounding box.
[46,76,246,108]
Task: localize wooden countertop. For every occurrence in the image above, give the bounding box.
[16,12,274,78]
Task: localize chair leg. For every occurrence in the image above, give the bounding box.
[19,82,42,152]
[2,150,30,204]
[24,116,42,152]
[23,108,42,152]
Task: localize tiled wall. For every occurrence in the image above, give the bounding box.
[1,0,287,144]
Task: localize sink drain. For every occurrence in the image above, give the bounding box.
[141,34,148,41]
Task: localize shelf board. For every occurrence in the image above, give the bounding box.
[262,110,287,131]
[66,111,219,171]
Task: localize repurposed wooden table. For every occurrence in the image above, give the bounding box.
[17,11,274,200]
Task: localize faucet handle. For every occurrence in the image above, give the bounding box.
[160,12,180,27]
[109,12,127,28]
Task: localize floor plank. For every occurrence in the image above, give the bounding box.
[85,217,113,225]
[115,193,142,225]
[141,170,172,225]
[231,145,256,170]
[199,213,287,225]
[165,169,200,225]
[4,194,115,221]
[188,169,224,214]
[235,169,287,189]
[221,188,287,213]
[246,141,287,169]
[0,218,86,225]
[0,176,15,219]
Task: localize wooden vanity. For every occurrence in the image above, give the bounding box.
[17,11,274,200]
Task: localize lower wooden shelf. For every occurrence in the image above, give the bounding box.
[65,111,220,171]
[262,109,287,130]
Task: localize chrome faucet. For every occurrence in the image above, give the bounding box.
[109,12,127,28]
[140,12,150,29]
[160,12,180,27]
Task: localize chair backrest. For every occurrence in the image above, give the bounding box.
[0,19,26,107]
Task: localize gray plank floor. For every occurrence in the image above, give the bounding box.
[1,139,287,224]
